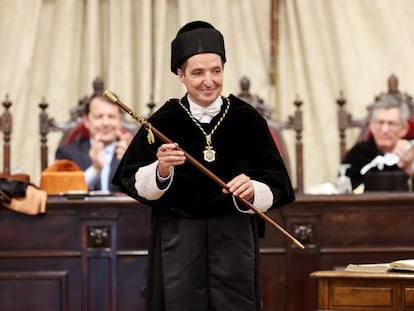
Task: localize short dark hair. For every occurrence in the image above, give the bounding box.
[83,93,123,115]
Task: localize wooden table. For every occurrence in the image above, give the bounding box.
[3,193,414,310]
[311,270,414,310]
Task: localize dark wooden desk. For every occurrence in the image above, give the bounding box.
[1,193,414,311]
[264,192,414,311]
[0,195,150,311]
[310,270,414,310]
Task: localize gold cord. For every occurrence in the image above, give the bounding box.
[178,97,231,150]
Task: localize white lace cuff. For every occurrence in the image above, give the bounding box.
[234,180,274,214]
[135,161,172,200]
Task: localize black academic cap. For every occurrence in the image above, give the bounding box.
[170,21,226,74]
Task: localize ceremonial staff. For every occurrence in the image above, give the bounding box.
[103,90,305,249]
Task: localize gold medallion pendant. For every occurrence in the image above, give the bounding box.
[203,135,216,162]
[203,147,216,162]
[178,97,231,163]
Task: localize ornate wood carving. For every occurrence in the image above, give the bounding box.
[87,225,111,249]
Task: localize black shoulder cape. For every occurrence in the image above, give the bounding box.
[113,94,295,217]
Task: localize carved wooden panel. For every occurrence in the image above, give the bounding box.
[0,271,68,311]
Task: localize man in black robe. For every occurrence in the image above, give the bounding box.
[112,20,295,311]
[342,94,414,191]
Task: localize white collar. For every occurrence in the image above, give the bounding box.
[188,97,223,123]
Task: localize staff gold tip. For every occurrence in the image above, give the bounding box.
[295,240,305,249]
[103,90,118,103]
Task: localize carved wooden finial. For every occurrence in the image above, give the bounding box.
[239,76,250,93]
[38,96,48,112]
[294,94,303,109]
[336,91,346,108]
[388,74,399,93]
[93,76,105,95]
[2,94,11,110]
[146,95,156,116]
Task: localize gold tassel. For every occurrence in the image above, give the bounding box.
[146,124,155,144]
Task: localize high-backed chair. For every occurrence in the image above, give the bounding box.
[238,76,304,193]
[39,77,154,171]
[337,74,414,161]
[0,95,12,174]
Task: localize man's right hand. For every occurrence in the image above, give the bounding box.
[156,143,186,177]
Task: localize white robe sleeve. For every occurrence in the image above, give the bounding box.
[233,180,274,214]
[134,161,173,200]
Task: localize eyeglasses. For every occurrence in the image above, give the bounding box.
[372,119,403,130]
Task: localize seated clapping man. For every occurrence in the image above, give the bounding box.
[342,94,414,191]
[56,94,132,192]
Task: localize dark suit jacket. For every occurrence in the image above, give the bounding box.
[55,138,121,192]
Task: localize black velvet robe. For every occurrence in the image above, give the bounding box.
[113,94,295,311]
[342,137,410,191]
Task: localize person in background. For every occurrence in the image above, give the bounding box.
[112,20,295,311]
[342,94,414,191]
[56,94,132,192]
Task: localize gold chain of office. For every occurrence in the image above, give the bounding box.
[178,97,231,162]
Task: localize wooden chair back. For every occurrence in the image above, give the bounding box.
[337,74,414,161]
[237,76,304,193]
[0,95,12,174]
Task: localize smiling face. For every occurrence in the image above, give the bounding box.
[177,53,223,107]
[369,107,408,152]
[83,96,124,146]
